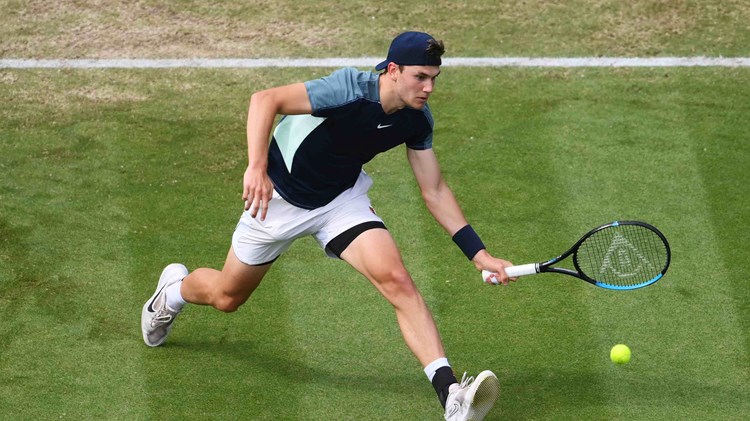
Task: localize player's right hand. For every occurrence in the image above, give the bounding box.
[242,165,273,221]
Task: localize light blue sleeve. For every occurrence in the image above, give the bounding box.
[304,68,368,115]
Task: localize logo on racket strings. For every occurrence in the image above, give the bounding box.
[599,232,655,279]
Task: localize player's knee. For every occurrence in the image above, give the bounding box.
[213,293,246,313]
[378,267,418,298]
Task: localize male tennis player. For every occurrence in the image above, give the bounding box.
[142,31,514,420]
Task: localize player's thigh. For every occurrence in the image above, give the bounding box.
[339,228,407,282]
[219,246,274,298]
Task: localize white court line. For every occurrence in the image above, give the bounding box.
[1,57,750,69]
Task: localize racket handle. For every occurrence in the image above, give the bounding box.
[482,263,538,283]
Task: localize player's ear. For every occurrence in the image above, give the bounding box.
[387,62,400,81]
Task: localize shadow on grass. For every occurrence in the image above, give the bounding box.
[141,335,424,419]
[167,337,412,391]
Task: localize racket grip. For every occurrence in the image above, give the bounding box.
[482,263,538,283]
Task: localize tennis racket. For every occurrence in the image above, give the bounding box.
[482,221,671,290]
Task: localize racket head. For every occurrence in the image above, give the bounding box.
[572,221,671,290]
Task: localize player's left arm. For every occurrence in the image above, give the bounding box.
[406,148,515,284]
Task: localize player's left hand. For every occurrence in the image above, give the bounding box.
[472,250,516,285]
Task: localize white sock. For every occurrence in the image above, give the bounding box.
[165,280,187,311]
[424,357,451,382]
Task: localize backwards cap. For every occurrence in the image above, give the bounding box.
[375,31,441,71]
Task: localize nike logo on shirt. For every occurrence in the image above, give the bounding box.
[377,123,393,129]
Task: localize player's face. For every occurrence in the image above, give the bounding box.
[396,65,440,109]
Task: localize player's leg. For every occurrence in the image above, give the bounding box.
[339,227,445,366]
[142,185,305,346]
[141,247,272,347]
[315,177,464,413]
[335,226,499,420]
[180,247,272,313]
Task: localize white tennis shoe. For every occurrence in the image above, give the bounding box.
[444,370,500,421]
[141,263,188,347]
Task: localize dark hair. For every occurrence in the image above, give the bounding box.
[426,38,445,60]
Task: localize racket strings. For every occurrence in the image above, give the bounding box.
[576,224,668,287]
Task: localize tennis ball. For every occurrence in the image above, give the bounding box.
[610,344,631,364]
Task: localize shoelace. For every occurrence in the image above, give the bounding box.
[458,372,475,389]
[151,308,175,327]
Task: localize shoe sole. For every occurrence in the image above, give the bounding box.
[141,263,188,347]
[466,370,500,421]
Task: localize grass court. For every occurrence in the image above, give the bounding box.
[1,1,749,419]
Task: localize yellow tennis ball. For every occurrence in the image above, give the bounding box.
[610,344,631,364]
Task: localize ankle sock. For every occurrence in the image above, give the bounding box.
[425,358,458,408]
[165,280,186,311]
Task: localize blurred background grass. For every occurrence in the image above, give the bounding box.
[2,0,750,58]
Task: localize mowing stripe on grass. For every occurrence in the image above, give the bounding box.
[538,70,750,418]
[2,57,750,69]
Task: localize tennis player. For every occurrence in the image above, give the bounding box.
[142,31,514,420]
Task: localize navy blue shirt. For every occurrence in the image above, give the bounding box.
[267,67,434,210]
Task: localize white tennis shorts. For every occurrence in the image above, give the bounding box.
[232,171,384,265]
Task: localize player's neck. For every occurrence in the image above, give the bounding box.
[378,73,405,114]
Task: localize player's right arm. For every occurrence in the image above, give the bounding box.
[244,83,312,220]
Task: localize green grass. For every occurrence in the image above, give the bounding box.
[1,66,748,420]
[3,0,750,58]
[2,0,750,418]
